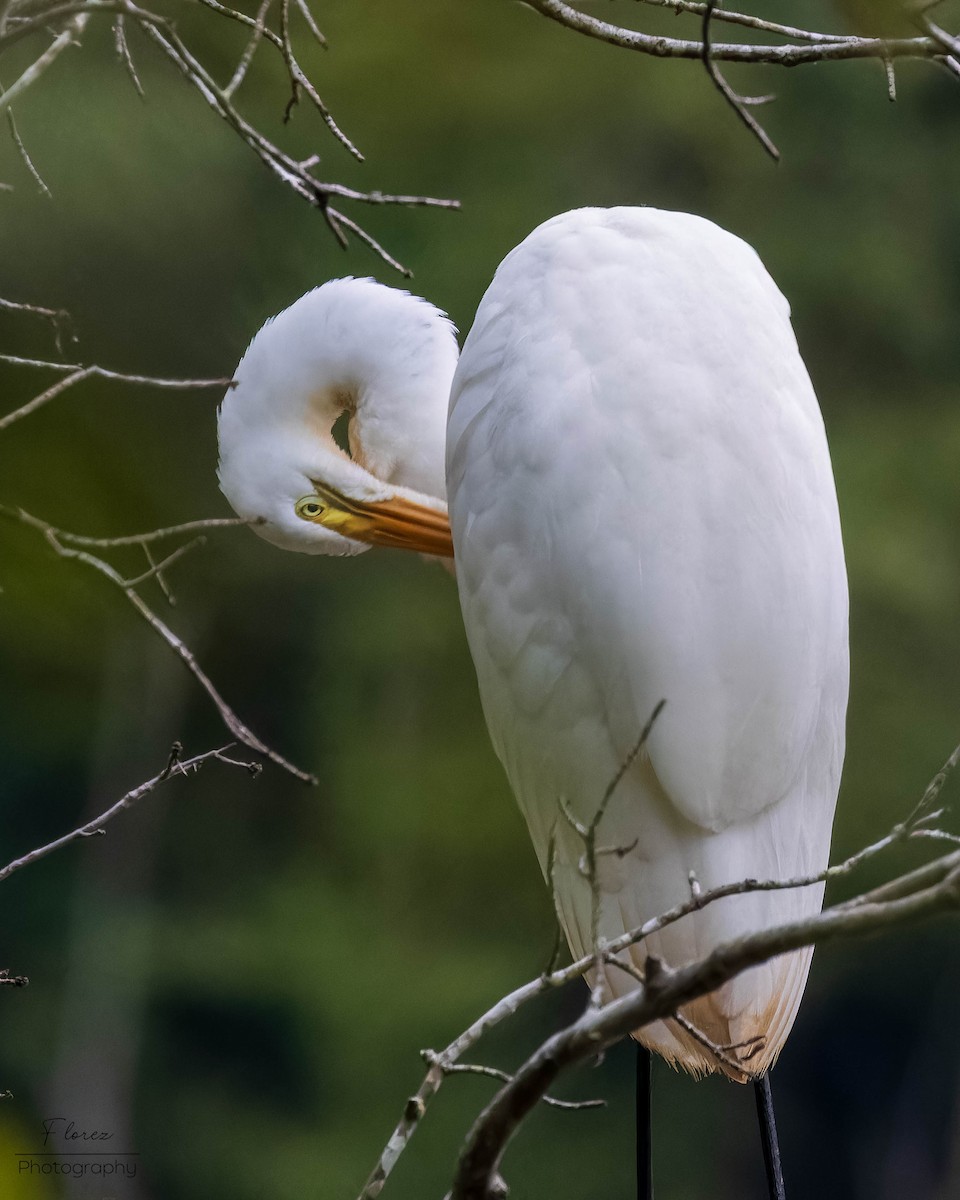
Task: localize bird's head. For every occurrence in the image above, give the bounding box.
[217,277,458,558]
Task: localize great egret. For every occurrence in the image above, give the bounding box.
[217,207,849,1197]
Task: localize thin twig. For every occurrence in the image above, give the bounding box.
[57,515,252,547]
[0,297,73,352]
[0,365,90,430]
[630,0,850,44]
[5,106,50,195]
[701,0,779,162]
[523,0,951,66]
[884,54,897,100]
[672,1011,764,1072]
[0,12,88,114]
[605,951,765,1075]
[223,0,271,99]
[0,353,82,368]
[278,0,298,119]
[560,701,665,1005]
[602,953,745,1070]
[293,0,324,47]
[142,541,175,604]
[0,742,261,883]
[113,12,144,96]
[922,16,960,60]
[419,1051,604,1112]
[0,352,232,384]
[593,700,665,835]
[326,208,413,278]
[0,360,233,432]
[121,534,205,588]
[195,0,361,158]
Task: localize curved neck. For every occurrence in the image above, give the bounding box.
[231,278,458,502]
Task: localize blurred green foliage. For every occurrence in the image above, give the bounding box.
[1,2,959,1198]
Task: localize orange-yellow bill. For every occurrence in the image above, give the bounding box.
[307,483,454,558]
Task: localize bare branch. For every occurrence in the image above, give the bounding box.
[451,854,960,1198]
[418,1051,604,1112]
[194,0,361,157]
[0,359,233,432]
[0,353,81,368]
[0,365,90,430]
[671,1010,764,1073]
[141,541,174,603]
[602,950,766,1074]
[0,0,459,272]
[922,16,960,60]
[358,967,579,1199]
[120,533,205,588]
[0,12,88,114]
[0,297,74,353]
[0,741,261,884]
[278,0,299,120]
[0,505,318,784]
[326,207,414,279]
[629,0,850,45]
[700,0,779,162]
[884,54,898,101]
[292,0,324,48]
[57,515,253,547]
[515,1,960,159]
[223,0,270,99]
[563,701,665,1006]
[6,106,51,194]
[128,2,457,273]
[113,13,144,96]
[360,740,960,1196]
[523,0,948,67]
[0,352,231,385]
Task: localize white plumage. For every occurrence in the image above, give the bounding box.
[217,206,849,1080]
[447,208,848,1076]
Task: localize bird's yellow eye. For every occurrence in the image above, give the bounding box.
[295,495,326,521]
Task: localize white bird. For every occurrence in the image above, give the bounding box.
[217,207,848,1096]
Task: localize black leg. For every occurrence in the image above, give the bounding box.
[637,1043,653,1200]
[754,1073,786,1200]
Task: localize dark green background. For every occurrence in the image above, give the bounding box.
[1,2,959,1197]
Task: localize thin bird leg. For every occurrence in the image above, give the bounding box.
[754,1074,786,1200]
[637,1043,654,1200]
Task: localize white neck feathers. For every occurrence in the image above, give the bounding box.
[222,278,458,502]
